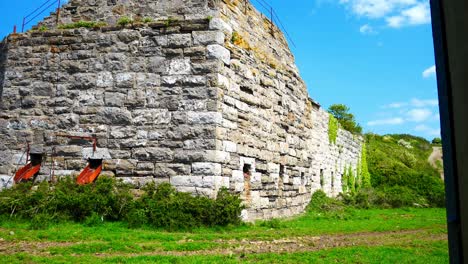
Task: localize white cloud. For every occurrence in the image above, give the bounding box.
[406,108,432,122]
[338,0,431,28]
[360,24,376,34]
[410,98,438,107]
[384,102,407,108]
[386,3,431,28]
[422,65,436,78]
[368,117,405,126]
[383,98,438,109]
[414,124,440,136]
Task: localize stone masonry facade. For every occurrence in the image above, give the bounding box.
[0,0,363,220]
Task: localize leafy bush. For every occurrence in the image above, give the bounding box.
[0,179,244,230]
[0,177,133,222]
[133,183,243,230]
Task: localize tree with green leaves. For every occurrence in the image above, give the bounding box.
[328,104,363,134]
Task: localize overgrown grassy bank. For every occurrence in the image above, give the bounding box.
[0,206,447,263]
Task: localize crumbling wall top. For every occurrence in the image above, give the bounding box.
[40,0,218,29]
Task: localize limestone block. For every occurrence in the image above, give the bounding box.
[154,163,190,177]
[82,148,112,160]
[115,72,135,88]
[267,163,280,173]
[220,176,230,189]
[55,146,82,157]
[133,109,171,125]
[168,58,191,75]
[207,44,230,65]
[192,162,222,175]
[205,150,230,163]
[187,111,222,125]
[104,92,125,107]
[146,148,174,162]
[234,182,244,192]
[193,31,225,45]
[96,72,113,87]
[117,30,141,43]
[31,81,53,96]
[209,18,233,36]
[252,172,262,184]
[110,127,136,139]
[223,141,237,152]
[232,170,244,183]
[161,75,206,87]
[96,108,132,125]
[167,34,192,47]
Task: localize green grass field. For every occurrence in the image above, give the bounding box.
[0,208,448,263]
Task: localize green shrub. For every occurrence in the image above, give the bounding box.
[118,16,133,27]
[0,177,133,222]
[29,213,52,230]
[0,178,244,230]
[374,186,423,208]
[84,212,104,227]
[126,208,148,228]
[142,17,153,23]
[135,183,243,230]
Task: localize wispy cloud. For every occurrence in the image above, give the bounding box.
[360,24,377,34]
[386,2,431,28]
[410,98,438,107]
[368,117,405,126]
[383,98,438,109]
[338,0,431,29]
[422,65,436,78]
[414,124,440,136]
[406,108,432,122]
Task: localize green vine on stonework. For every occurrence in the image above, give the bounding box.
[342,165,348,193]
[328,114,339,144]
[356,160,362,192]
[347,165,355,193]
[360,142,371,188]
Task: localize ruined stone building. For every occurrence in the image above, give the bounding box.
[0,0,363,220]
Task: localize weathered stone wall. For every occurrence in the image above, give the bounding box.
[0,18,233,197]
[40,0,217,29]
[0,0,363,220]
[213,0,363,220]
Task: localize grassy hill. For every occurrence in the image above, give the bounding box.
[365,133,445,207]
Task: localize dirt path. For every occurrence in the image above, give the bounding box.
[428,146,444,179]
[0,228,447,257]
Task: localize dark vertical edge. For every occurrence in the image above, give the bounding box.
[429,0,462,263]
[0,38,8,102]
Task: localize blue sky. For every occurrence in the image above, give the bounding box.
[0,0,440,139]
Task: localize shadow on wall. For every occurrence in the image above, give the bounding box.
[0,41,7,102]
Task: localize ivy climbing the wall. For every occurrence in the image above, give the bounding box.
[347,165,356,193]
[360,143,371,188]
[328,114,339,144]
[341,165,348,193]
